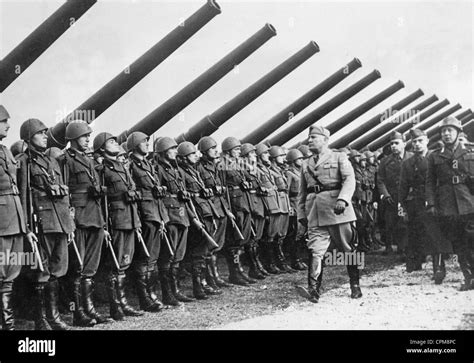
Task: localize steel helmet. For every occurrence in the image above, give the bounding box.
[93,132,116,153]
[221,137,241,152]
[20,118,48,141]
[255,143,270,156]
[297,144,312,158]
[241,143,256,156]
[286,149,304,163]
[10,140,27,157]
[197,136,217,152]
[155,136,178,153]
[177,141,197,157]
[349,150,361,159]
[65,121,92,141]
[439,116,462,132]
[126,131,148,151]
[45,147,64,160]
[0,105,10,122]
[269,145,285,158]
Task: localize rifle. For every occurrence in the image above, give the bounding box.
[187,198,219,249]
[158,220,174,257]
[220,162,245,241]
[68,233,83,269]
[101,169,120,271]
[135,228,150,258]
[25,150,44,272]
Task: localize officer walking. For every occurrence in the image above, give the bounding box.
[93,132,143,320]
[60,121,110,326]
[0,106,26,330]
[18,119,75,330]
[426,117,474,291]
[127,132,169,312]
[296,125,362,303]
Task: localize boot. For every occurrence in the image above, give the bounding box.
[275,239,297,273]
[235,248,257,284]
[246,244,265,280]
[191,263,209,300]
[433,254,446,285]
[106,274,124,321]
[70,277,96,327]
[33,283,52,330]
[82,278,110,324]
[253,242,270,276]
[116,273,144,316]
[170,265,195,302]
[224,249,249,286]
[205,257,224,292]
[296,254,322,303]
[264,242,282,274]
[291,239,307,271]
[159,268,181,306]
[1,282,15,330]
[210,255,232,288]
[347,265,363,299]
[45,279,71,330]
[146,270,164,310]
[458,255,474,291]
[135,266,163,312]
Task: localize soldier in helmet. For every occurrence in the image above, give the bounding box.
[127,132,169,311]
[297,144,312,160]
[45,147,64,161]
[364,150,380,248]
[240,143,267,281]
[255,143,285,275]
[268,146,296,273]
[17,118,75,330]
[0,106,27,330]
[154,137,197,304]
[177,141,223,299]
[296,125,362,303]
[426,117,474,291]
[285,148,307,270]
[220,137,255,285]
[377,131,412,255]
[59,121,111,326]
[10,140,27,159]
[196,136,233,289]
[93,132,144,320]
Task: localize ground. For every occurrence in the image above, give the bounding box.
[16,250,473,330]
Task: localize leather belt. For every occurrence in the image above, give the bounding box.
[0,188,19,196]
[307,183,341,194]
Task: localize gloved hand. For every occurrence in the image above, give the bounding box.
[334,199,347,215]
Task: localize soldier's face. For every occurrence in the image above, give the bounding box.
[138,140,149,155]
[104,138,120,155]
[248,150,257,163]
[441,126,458,145]
[0,120,10,140]
[368,157,375,165]
[260,151,270,163]
[308,134,327,153]
[166,146,178,160]
[275,155,285,165]
[230,146,241,158]
[31,130,48,150]
[75,133,90,152]
[187,151,199,164]
[207,145,219,159]
[294,158,303,167]
[360,159,367,168]
[412,136,428,153]
[390,139,405,155]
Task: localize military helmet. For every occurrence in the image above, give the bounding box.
[373,150,382,159]
[197,136,217,152]
[10,140,27,157]
[269,145,285,158]
[255,143,270,157]
[439,116,462,132]
[286,149,304,163]
[20,118,48,141]
[0,105,10,122]
[126,131,148,151]
[349,149,360,159]
[177,141,197,157]
[221,137,241,152]
[155,136,178,153]
[65,121,92,141]
[240,143,256,157]
[297,144,312,158]
[45,147,64,160]
[364,150,374,159]
[93,132,116,152]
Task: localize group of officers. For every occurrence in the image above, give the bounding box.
[0,103,473,330]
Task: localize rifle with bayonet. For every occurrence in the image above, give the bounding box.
[100,168,120,271]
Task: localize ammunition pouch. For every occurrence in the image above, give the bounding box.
[124,189,142,203]
[46,184,69,199]
[152,185,167,199]
[256,187,269,196]
[200,188,214,199]
[88,184,107,199]
[240,181,252,191]
[213,185,226,196]
[178,190,191,202]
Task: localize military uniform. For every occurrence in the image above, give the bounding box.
[426,137,474,290]
[0,144,26,330]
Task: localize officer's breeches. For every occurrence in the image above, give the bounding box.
[277,213,290,239]
[0,234,23,284]
[227,211,251,248]
[262,214,279,243]
[307,222,357,260]
[37,233,69,283]
[109,229,135,273]
[157,223,188,267]
[133,220,161,269]
[71,227,104,277]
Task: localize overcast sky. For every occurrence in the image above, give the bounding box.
[1,0,472,148]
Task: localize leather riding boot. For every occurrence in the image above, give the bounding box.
[71,277,96,327]
[264,242,282,274]
[246,244,265,280]
[159,268,181,306]
[236,248,257,284]
[82,278,110,324]
[210,254,231,288]
[296,254,321,303]
[458,254,474,291]
[1,282,15,330]
[275,239,297,273]
[191,263,209,300]
[224,249,248,286]
[347,265,363,299]
[33,283,52,330]
[253,242,269,276]
[45,279,70,330]
[204,257,223,292]
[146,270,164,310]
[106,274,124,321]
[135,265,162,312]
[116,273,144,316]
[291,239,307,271]
[170,265,195,302]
